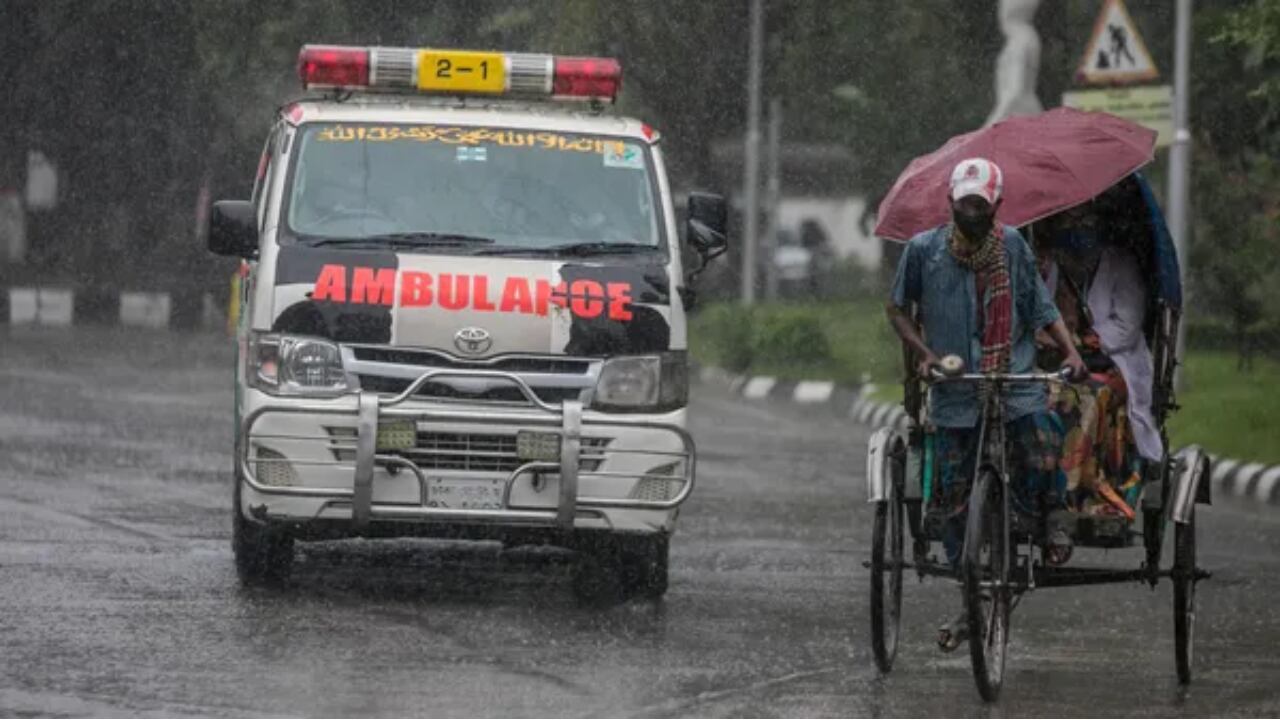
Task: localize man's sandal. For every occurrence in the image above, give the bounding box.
[937,613,969,652]
[1046,527,1073,566]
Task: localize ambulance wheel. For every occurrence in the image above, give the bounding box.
[232,476,294,586]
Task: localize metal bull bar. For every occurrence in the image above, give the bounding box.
[238,368,696,529]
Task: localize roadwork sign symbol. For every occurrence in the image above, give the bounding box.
[1075,0,1159,85]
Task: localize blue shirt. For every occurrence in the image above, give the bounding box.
[890,224,1061,428]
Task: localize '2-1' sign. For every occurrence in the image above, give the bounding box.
[417,50,506,95]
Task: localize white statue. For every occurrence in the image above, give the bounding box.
[986,0,1043,126]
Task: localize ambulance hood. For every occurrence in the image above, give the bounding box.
[269,246,674,356]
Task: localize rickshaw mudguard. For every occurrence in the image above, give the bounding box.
[1170,445,1212,524]
[867,426,905,503]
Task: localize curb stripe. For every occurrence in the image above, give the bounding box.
[1253,466,1280,504]
[1234,462,1266,498]
[1212,458,1238,486]
[848,399,865,419]
[793,380,836,404]
[742,376,777,400]
[858,403,875,424]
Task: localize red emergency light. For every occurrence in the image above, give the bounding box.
[298,46,369,88]
[297,45,622,103]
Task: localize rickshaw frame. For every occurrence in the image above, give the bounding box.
[864,173,1211,701]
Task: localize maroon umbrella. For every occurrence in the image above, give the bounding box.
[873,107,1157,241]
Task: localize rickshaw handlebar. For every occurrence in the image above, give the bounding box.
[926,362,1076,386]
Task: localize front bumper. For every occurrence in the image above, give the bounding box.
[238,368,695,534]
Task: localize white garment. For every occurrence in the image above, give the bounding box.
[1087,247,1164,461]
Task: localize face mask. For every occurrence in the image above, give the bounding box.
[953,208,995,242]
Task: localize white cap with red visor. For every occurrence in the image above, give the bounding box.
[949,157,1004,206]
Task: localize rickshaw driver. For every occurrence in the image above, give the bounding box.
[884,157,1087,651]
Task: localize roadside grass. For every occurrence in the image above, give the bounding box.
[691,300,1280,465]
[1167,351,1280,465]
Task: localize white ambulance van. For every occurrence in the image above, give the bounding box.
[206,45,728,600]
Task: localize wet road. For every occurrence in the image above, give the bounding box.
[2,327,1279,717]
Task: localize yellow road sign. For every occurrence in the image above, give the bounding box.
[1063,84,1173,147]
[1075,0,1160,86]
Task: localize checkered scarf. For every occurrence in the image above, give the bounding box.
[949,225,1012,373]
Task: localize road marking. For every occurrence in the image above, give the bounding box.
[0,493,173,543]
[629,664,842,717]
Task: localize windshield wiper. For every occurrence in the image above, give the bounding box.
[303,232,497,249]
[476,241,659,257]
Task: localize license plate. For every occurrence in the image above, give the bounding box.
[426,476,505,510]
[417,50,505,94]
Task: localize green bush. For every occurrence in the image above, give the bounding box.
[749,306,832,368]
[690,299,903,386]
[690,302,754,372]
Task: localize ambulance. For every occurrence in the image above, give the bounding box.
[206,45,728,600]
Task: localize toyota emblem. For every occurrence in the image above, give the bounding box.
[453,326,493,356]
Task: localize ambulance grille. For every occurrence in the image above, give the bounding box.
[325,428,609,473]
[355,375,584,405]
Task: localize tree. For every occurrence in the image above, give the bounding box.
[1185,0,1280,365]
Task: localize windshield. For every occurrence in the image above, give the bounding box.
[284,122,663,254]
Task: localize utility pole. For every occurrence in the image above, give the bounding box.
[1168,0,1191,388]
[763,97,782,301]
[740,0,764,305]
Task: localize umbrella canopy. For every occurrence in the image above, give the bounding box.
[873,107,1157,241]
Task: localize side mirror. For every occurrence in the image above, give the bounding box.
[207,200,258,258]
[685,192,729,263]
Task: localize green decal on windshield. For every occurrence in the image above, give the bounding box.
[604,143,644,170]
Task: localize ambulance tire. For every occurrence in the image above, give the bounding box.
[621,534,670,600]
[232,476,294,586]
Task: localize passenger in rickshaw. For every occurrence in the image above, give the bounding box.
[1030,180,1165,520]
[886,158,1087,651]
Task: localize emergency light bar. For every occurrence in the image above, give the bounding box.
[298,45,622,103]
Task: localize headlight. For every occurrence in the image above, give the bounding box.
[248,332,350,396]
[592,351,687,412]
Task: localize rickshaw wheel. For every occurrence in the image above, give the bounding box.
[870,486,904,672]
[1173,511,1196,685]
[964,469,1009,702]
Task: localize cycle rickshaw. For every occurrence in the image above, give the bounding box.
[865,164,1212,701]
